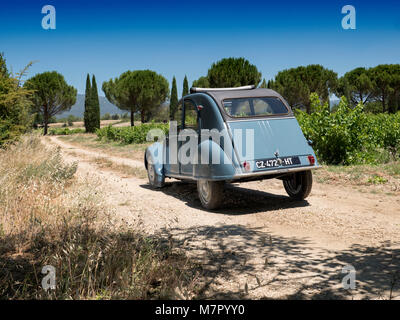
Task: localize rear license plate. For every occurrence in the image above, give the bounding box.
[255,156,300,169]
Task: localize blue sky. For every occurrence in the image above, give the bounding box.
[1,0,399,97]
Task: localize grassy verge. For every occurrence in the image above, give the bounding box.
[58,134,149,162]
[58,132,400,194]
[48,127,86,135]
[90,156,148,179]
[314,162,400,193]
[0,134,197,299]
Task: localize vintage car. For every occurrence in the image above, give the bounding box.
[145,85,321,210]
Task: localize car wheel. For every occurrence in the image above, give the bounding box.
[197,180,224,210]
[147,155,165,188]
[283,171,312,200]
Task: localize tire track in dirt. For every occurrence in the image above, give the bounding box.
[42,135,400,299]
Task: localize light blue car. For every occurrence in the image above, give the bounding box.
[145,86,321,210]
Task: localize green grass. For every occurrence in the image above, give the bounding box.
[48,127,86,135]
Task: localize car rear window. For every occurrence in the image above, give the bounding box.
[222,97,288,118]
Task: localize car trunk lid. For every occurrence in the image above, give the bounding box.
[227,117,313,171]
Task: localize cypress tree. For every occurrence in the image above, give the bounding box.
[84,74,92,132]
[170,76,178,120]
[260,79,267,88]
[91,75,101,130]
[182,75,189,97]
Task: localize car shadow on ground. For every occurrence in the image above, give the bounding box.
[140,180,310,215]
[153,224,400,299]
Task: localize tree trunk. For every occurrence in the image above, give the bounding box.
[382,90,386,113]
[141,111,145,123]
[43,107,49,135]
[306,103,311,114]
[130,108,134,127]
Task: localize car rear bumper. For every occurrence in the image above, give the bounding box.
[232,164,322,180]
[166,164,322,181]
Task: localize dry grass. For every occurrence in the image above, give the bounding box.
[314,162,400,193]
[58,134,149,162]
[0,134,198,299]
[48,119,129,129]
[90,156,148,179]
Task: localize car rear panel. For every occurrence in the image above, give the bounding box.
[226,117,318,173]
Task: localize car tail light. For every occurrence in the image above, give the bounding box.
[308,155,315,166]
[243,161,251,172]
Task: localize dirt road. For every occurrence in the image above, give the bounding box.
[44,136,400,299]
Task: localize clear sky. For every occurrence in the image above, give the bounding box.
[1,0,399,97]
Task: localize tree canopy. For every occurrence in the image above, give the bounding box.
[102,70,169,126]
[192,76,210,88]
[84,74,92,131]
[192,57,261,88]
[337,64,400,113]
[369,64,400,113]
[84,74,101,133]
[170,76,178,121]
[0,54,33,144]
[269,65,337,114]
[259,78,268,88]
[182,75,189,97]
[336,67,374,106]
[24,71,76,135]
[91,75,101,130]
[0,52,9,78]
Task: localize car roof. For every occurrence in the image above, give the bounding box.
[205,88,282,101]
[195,88,294,120]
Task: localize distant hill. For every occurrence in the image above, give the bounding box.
[58,94,123,118]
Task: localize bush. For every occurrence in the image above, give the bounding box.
[96,122,169,144]
[0,135,196,299]
[296,93,400,165]
[0,57,32,146]
[48,127,86,135]
[101,113,111,120]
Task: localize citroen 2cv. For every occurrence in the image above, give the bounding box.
[145,85,321,210]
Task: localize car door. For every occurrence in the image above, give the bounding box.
[179,99,199,176]
[165,101,183,175]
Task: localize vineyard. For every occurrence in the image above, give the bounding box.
[96,122,169,144]
[297,94,400,165]
[95,94,400,166]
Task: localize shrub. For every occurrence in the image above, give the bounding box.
[0,135,196,299]
[296,93,400,165]
[96,122,169,144]
[48,128,86,135]
[0,56,33,146]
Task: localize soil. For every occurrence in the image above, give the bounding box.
[43,135,400,300]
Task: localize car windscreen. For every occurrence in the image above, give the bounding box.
[222,97,289,118]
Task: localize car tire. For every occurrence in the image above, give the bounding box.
[283,171,312,200]
[147,155,165,188]
[197,180,224,210]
